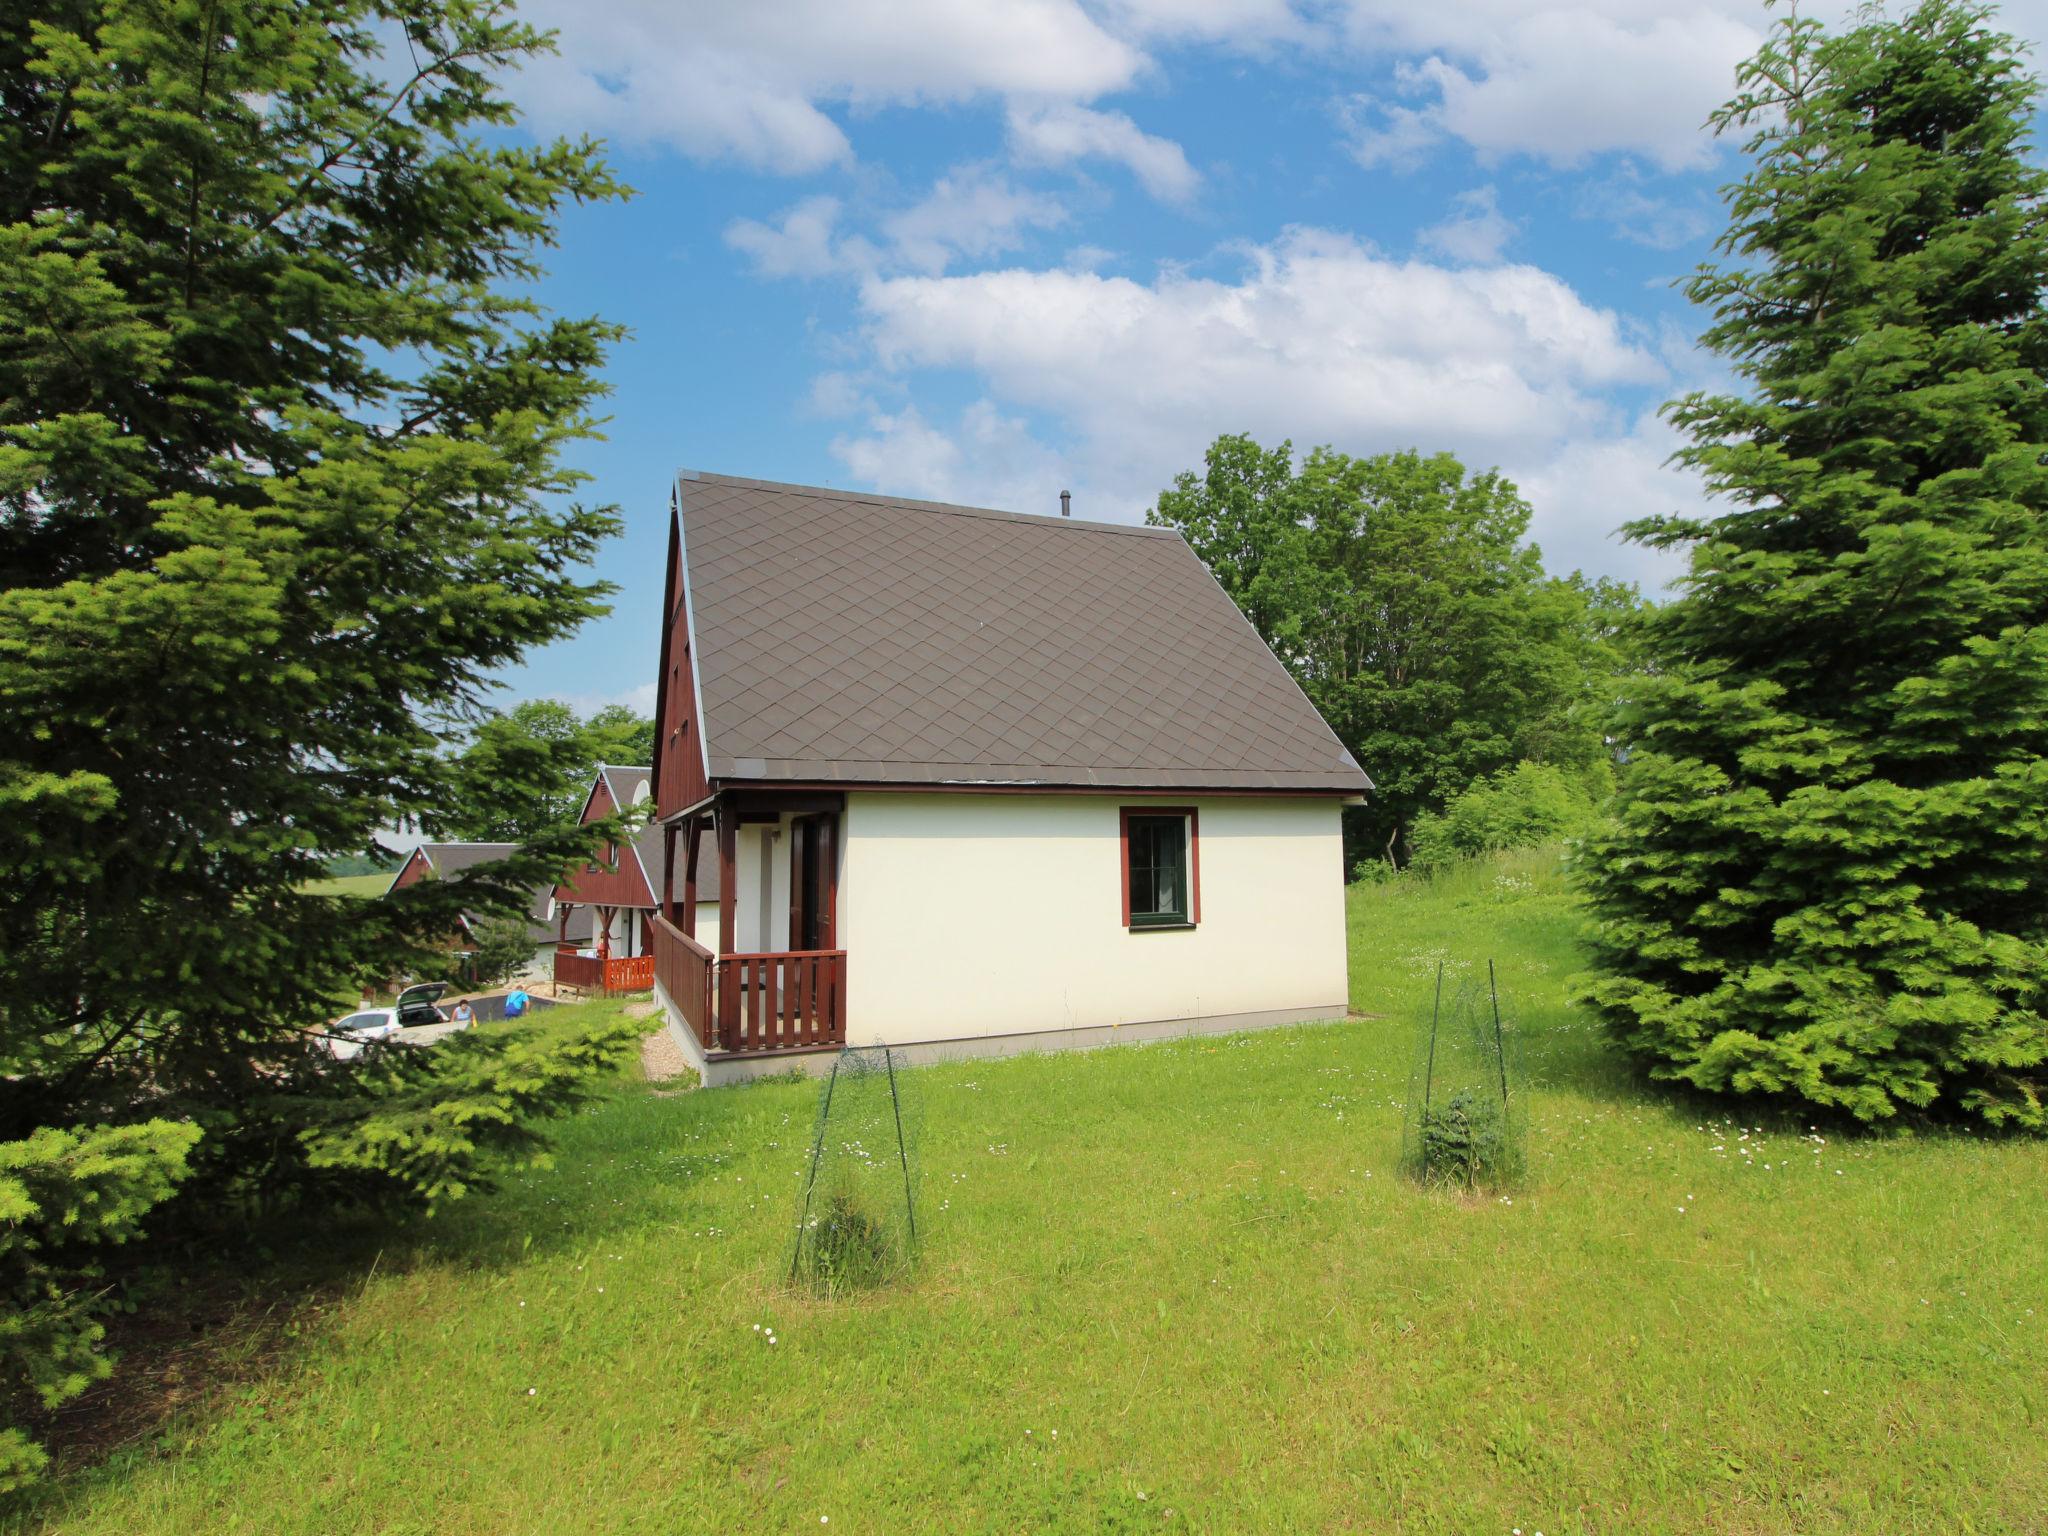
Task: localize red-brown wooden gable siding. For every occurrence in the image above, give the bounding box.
[653,505,711,819]
[392,848,431,889]
[553,776,656,909]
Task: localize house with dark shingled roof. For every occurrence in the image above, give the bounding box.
[548,763,720,991]
[385,840,586,967]
[646,471,1372,1084]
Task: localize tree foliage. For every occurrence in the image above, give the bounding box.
[0,0,643,1468]
[437,698,654,844]
[1407,761,1608,874]
[0,1120,200,1492]
[1154,437,1630,859]
[461,912,542,989]
[1574,1,2048,1129]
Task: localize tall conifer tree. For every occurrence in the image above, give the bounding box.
[1577,0,2048,1128]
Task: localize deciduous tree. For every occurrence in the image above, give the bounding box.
[1155,438,1623,860]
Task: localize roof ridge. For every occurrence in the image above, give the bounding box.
[677,469,1182,541]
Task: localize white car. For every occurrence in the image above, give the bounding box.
[324,982,449,1059]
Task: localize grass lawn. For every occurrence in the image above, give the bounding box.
[299,872,391,899]
[17,851,2048,1534]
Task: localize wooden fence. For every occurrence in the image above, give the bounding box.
[651,919,845,1056]
[553,948,657,996]
[716,949,847,1054]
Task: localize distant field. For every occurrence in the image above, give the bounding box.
[300,872,391,898]
[22,851,2048,1534]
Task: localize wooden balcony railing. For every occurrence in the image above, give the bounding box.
[554,948,658,996]
[716,949,847,1054]
[652,918,845,1055]
[652,916,715,1051]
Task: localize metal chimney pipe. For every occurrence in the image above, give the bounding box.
[1060,489,1071,518]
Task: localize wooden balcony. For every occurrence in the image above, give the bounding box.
[553,948,656,995]
[653,914,845,1057]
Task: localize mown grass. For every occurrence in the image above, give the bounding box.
[16,850,2048,1534]
[299,872,391,899]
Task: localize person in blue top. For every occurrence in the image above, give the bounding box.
[503,987,529,1020]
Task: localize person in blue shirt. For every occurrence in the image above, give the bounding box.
[503,987,528,1020]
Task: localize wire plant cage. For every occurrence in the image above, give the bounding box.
[1401,961,1526,1191]
[787,1046,923,1295]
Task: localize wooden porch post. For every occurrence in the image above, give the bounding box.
[716,805,737,955]
[715,803,739,1050]
[682,816,702,938]
[662,820,677,927]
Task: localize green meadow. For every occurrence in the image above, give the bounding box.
[19,849,2047,1535]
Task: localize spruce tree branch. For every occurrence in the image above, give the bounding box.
[249,19,509,242]
[182,0,222,312]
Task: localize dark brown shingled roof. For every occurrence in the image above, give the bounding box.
[393,842,576,944]
[676,472,1371,793]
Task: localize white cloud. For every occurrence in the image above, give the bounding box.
[1418,185,1518,264]
[726,168,1065,278]
[881,168,1069,274]
[826,228,1699,581]
[1336,5,1761,173]
[859,228,1658,462]
[1330,1,2048,175]
[724,195,866,279]
[1006,102,1202,202]
[833,400,1070,514]
[1092,0,1310,46]
[505,1,2048,183]
[508,0,1144,173]
[1513,412,1698,588]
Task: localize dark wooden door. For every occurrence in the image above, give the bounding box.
[787,813,836,951]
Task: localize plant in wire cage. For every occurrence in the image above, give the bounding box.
[788,1047,922,1295]
[1402,962,1527,1191]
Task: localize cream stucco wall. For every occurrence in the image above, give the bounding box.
[839,792,1348,1045]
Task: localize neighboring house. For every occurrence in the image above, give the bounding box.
[646,471,1372,1085]
[549,764,721,991]
[386,841,582,965]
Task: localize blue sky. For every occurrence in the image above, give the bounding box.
[493,0,2048,717]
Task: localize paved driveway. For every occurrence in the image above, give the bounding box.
[397,1020,472,1048]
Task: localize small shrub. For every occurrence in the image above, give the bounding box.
[1401,965,1526,1193]
[1415,1090,1511,1188]
[1408,761,1607,874]
[787,1048,921,1295]
[803,1189,896,1295]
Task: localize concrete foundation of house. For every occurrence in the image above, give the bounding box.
[661,999,1352,1088]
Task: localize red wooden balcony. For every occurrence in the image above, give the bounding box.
[652,915,845,1057]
